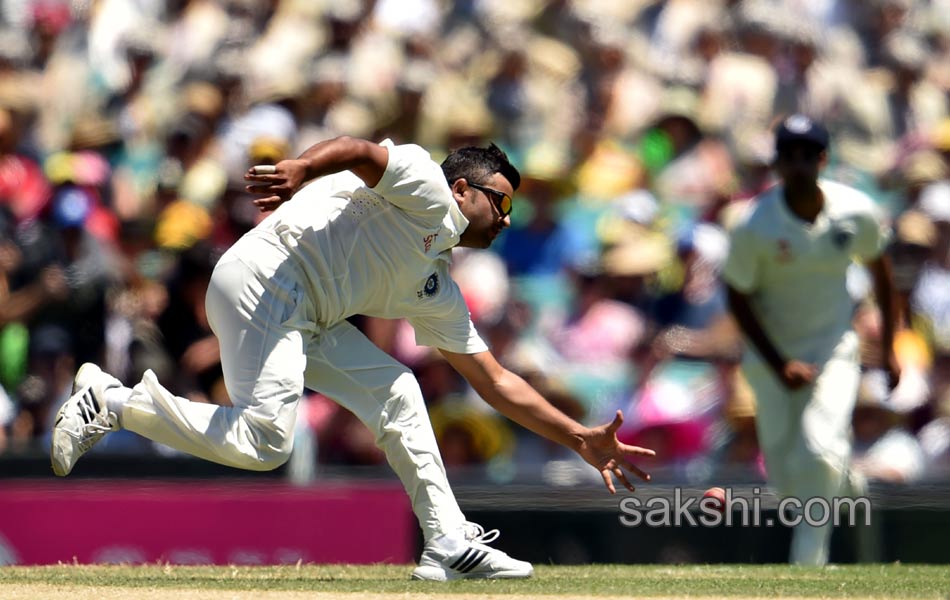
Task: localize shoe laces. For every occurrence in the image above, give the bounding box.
[462,521,499,545]
[69,388,114,449]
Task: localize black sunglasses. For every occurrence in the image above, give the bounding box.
[469,182,513,217]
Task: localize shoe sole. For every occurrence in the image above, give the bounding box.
[411,566,533,581]
[50,363,102,476]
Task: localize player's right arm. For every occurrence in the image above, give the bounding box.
[722,221,816,390]
[440,348,655,494]
[244,136,389,212]
[726,285,816,389]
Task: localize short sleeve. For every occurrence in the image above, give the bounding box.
[851,202,891,261]
[373,140,453,222]
[407,278,489,354]
[721,224,761,293]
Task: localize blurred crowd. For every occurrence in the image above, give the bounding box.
[1,0,950,487]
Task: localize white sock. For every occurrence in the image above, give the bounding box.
[105,387,132,426]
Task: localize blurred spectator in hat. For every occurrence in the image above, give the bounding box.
[698,2,779,135]
[879,31,947,141]
[0,225,68,328]
[600,228,672,313]
[859,0,914,69]
[430,397,515,468]
[851,370,925,484]
[161,0,230,82]
[102,23,169,139]
[0,106,51,223]
[493,150,586,277]
[650,87,735,220]
[162,113,227,212]
[649,223,740,363]
[771,19,846,124]
[540,254,647,368]
[294,55,351,150]
[0,205,65,396]
[532,246,650,416]
[218,73,301,180]
[486,48,528,149]
[112,79,227,221]
[8,184,119,366]
[837,30,945,176]
[87,0,162,98]
[573,128,644,203]
[910,183,950,405]
[154,197,213,252]
[889,209,937,325]
[728,125,776,205]
[376,57,435,145]
[896,149,948,205]
[642,0,721,100]
[65,111,124,166]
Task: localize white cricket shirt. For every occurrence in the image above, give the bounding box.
[229,140,488,354]
[722,179,889,364]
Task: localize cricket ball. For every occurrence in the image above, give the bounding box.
[702,486,726,512]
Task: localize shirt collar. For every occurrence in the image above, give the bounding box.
[432,196,469,257]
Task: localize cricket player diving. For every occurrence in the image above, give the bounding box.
[50,136,656,580]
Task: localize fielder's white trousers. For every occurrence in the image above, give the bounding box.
[744,334,860,566]
[119,242,466,541]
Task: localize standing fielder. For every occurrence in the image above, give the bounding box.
[723,115,900,565]
[51,136,655,580]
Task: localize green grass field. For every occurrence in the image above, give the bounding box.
[1,564,949,599]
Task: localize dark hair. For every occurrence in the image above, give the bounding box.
[440,143,521,191]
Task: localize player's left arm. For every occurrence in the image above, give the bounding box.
[866,253,901,389]
[439,348,655,493]
[852,196,901,389]
[244,136,389,212]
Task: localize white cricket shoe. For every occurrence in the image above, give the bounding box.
[411,522,534,581]
[50,363,121,476]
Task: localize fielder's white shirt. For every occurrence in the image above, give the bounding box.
[722,179,889,365]
[229,140,488,354]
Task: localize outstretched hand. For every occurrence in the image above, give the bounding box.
[577,410,655,494]
[244,159,309,213]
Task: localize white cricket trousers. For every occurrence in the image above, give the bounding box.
[744,336,860,566]
[118,243,466,541]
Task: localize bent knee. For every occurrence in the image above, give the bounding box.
[239,412,296,471]
[252,443,293,471]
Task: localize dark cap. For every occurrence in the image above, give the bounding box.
[775,114,829,153]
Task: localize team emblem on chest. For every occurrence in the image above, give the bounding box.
[776,239,793,263]
[830,223,854,250]
[418,272,440,298]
